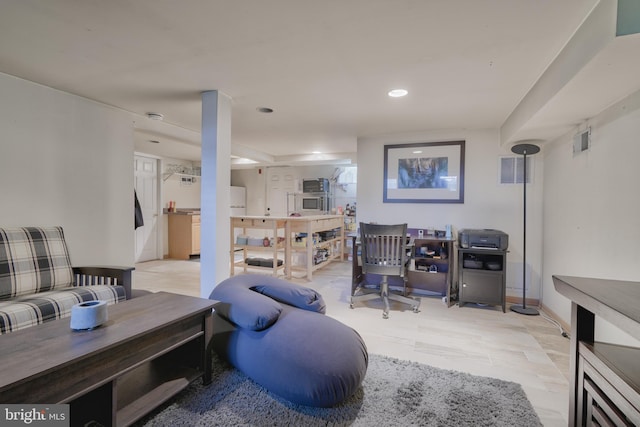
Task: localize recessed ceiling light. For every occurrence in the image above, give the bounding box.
[388,89,408,98]
[312,151,321,154]
[257,107,274,113]
[146,112,164,121]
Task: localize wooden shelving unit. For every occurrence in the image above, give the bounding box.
[229,215,345,280]
[230,216,287,276]
[286,215,345,280]
[408,237,455,304]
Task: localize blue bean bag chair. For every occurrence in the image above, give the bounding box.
[209,274,368,407]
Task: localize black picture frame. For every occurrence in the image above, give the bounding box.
[383,140,465,203]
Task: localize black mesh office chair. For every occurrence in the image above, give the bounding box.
[350,222,420,319]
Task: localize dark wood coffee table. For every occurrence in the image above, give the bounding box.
[0,292,217,427]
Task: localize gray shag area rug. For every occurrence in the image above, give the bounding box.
[135,353,542,426]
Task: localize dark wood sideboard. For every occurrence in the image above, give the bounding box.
[553,275,640,426]
[0,292,216,427]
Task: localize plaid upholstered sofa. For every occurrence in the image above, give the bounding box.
[0,226,133,334]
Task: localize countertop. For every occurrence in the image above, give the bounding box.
[164,208,201,215]
[230,214,344,220]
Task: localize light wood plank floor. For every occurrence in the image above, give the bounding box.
[135,259,570,426]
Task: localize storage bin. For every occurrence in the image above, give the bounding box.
[292,252,307,266]
[247,237,263,246]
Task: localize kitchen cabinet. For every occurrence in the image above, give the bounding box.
[168,213,200,260]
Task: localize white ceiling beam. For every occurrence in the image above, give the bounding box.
[500,0,618,146]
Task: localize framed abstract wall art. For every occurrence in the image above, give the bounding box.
[383,140,465,203]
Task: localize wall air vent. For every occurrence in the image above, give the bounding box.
[573,127,591,155]
[499,156,533,184]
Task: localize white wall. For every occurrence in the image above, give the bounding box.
[231,168,266,215]
[0,72,134,266]
[357,129,545,300]
[542,89,640,346]
[161,159,202,211]
[141,157,203,258]
[231,164,356,216]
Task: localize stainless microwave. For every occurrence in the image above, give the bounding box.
[301,194,327,212]
[302,178,329,193]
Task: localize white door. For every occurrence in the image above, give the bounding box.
[134,155,160,262]
[266,168,295,216]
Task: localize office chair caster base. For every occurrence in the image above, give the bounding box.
[411,297,421,313]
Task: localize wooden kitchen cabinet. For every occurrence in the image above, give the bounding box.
[168,213,201,260]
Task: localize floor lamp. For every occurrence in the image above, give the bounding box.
[510,143,540,316]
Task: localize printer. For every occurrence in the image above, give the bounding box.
[459,229,508,250]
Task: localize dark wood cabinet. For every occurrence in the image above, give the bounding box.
[578,342,640,426]
[458,248,506,312]
[408,237,455,298]
[553,275,640,426]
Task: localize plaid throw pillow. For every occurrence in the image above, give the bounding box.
[0,227,74,300]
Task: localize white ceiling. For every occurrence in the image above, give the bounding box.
[2,0,639,164]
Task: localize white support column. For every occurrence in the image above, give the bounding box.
[200,90,232,298]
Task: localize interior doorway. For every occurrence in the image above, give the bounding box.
[134,154,161,262]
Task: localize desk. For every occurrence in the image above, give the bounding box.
[350,234,456,307]
[553,275,640,426]
[410,236,456,304]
